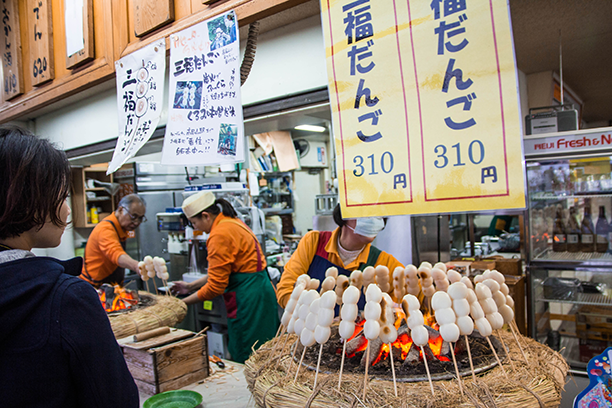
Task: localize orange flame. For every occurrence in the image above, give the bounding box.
[346,307,453,366]
[98,285,137,312]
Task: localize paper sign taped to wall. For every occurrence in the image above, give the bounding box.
[161,10,245,166]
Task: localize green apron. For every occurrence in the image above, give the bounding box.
[218,219,280,364]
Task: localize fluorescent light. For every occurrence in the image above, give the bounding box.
[295,124,326,132]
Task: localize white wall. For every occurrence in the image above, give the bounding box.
[240,15,327,105]
[34,15,327,151]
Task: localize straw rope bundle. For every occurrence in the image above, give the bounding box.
[108,292,187,339]
[245,330,568,408]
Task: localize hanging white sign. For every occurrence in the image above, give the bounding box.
[161,10,244,166]
[109,40,166,174]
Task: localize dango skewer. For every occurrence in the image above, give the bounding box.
[272,280,306,365]
[380,293,398,397]
[312,291,335,390]
[338,285,360,391]
[362,284,383,401]
[489,270,530,365]
[401,294,434,396]
[448,281,476,382]
[432,290,464,395]
[483,277,517,371]
[293,290,319,383]
[475,282,508,379]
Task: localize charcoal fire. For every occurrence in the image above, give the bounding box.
[97,283,139,313]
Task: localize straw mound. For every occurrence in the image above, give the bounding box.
[245,330,568,408]
[108,292,187,339]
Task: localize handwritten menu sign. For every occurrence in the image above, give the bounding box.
[28,0,54,86]
[2,0,23,100]
[161,10,245,166]
[321,0,525,218]
[108,40,166,175]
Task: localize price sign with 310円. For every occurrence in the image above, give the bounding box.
[321,0,526,218]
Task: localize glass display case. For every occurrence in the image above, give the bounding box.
[524,128,612,373]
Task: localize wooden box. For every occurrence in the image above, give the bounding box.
[483,256,523,276]
[505,274,527,336]
[119,329,209,395]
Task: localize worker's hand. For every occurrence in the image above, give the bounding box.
[171,281,192,295]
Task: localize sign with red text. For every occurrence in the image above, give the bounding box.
[162,10,244,166]
[524,128,612,157]
[321,0,526,217]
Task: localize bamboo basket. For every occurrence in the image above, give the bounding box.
[245,330,568,408]
[108,292,187,339]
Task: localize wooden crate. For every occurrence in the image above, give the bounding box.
[119,329,209,395]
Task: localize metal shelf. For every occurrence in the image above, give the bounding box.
[530,249,612,268]
[538,292,612,306]
[535,250,612,261]
[531,193,612,200]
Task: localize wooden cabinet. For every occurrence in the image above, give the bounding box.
[71,165,116,228]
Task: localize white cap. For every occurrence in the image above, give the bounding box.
[182,191,215,218]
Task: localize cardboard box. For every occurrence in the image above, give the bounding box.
[119,329,209,395]
[576,305,612,341]
[579,338,612,363]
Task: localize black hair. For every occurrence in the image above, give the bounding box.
[333,203,345,227]
[0,125,71,240]
[202,198,238,218]
[332,203,388,228]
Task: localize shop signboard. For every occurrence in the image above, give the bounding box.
[109,40,166,175]
[161,10,244,166]
[321,0,526,217]
[524,128,612,158]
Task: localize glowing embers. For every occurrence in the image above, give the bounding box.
[98,283,139,312]
[298,313,504,382]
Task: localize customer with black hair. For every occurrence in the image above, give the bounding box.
[0,126,138,407]
[276,204,403,310]
[172,191,279,363]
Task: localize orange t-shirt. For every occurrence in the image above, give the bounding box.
[80,213,127,285]
[276,228,404,308]
[196,213,266,301]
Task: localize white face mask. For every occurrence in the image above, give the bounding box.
[347,217,385,238]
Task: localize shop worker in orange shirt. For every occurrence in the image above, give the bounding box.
[80,194,146,287]
[277,204,404,310]
[171,191,279,364]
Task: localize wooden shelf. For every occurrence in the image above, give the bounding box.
[71,165,115,228]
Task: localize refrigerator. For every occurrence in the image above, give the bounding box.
[128,162,217,262]
[523,127,612,374]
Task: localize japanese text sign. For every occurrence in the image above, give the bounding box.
[27,0,54,86]
[161,10,244,166]
[2,0,24,101]
[109,40,166,175]
[321,0,526,217]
